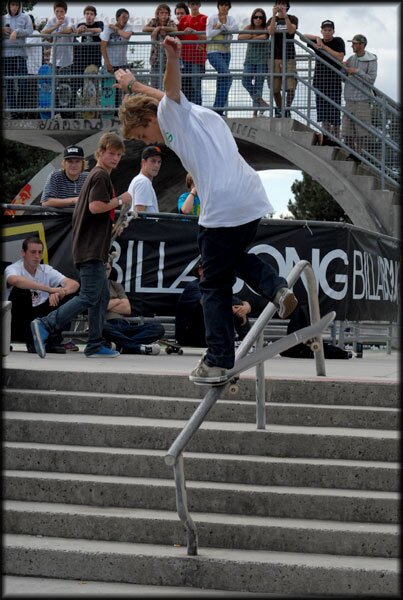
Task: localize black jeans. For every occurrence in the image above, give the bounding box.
[9,287,63,348]
[198,219,287,368]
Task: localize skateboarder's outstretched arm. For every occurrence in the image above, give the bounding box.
[114,70,164,101]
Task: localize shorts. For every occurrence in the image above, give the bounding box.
[342,100,372,138]
[269,59,297,93]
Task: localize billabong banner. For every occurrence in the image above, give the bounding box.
[2,215,399,321]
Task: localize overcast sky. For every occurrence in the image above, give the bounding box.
[33,1,400,217]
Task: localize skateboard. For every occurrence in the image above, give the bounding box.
[190,311,336,391]
[110,203,136,247]
[159,339,183,355]
[99,65,116,118]
[81,64,99,118]
[38,63,52,119]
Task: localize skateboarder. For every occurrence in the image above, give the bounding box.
[114,36,298,384]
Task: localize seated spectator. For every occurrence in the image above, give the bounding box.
[75,5,104,72]
[177,173,200,215]
[175,259,251,347]
[142,3,176,88]
[102,261,164,354]
[4,235,80,353]
[41,145,89,208]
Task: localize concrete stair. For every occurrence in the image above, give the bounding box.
[2,368,400,595]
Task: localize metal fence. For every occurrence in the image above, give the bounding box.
[3,30,400,189]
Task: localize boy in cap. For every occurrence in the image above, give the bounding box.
[127,145,163,213]
[114,36,298,384]
[41,145,89,208]
[305,20,345,139]
[342,34,377,157]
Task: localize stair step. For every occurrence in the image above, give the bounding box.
[5,442,398,491]
[4,470,399,523]
[4,500,398,557]
[4,534,399,595]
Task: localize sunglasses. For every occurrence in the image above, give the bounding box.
[253,15,264,19]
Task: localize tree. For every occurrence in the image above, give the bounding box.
[3,140,56,202]
[287,172,351,222]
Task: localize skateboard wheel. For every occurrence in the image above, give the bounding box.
[310,341,320,352]
[178,349,184,355]
[166,347,172,354]
[229,384,239,395]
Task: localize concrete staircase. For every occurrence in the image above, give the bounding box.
[3,368,400,596]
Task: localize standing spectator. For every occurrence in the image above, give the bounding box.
[305,20,345,139]
[142,4,176,88]
[114,36,298,384]
[4,236,79,353]
[25,14,43,118]
[174,2,189,23]
[2,0,33,119]
[239,8,269,117]
[102,260,164,355]
[128,145,163,214]
[100,8,133,109]
[30,133,132,359]
[267,1,298,117]
[75,5,104,72]
[41,145,89,208]
[177,173,200,216]
[206,1,237,116]
[177,1,207,105]
[342,34,378,158]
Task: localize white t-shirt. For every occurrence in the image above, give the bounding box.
[4,259,65,306]
[128,172,159,213]
[158,92,273,227]
[26,30,43,75]
[100,24,132,67]
[46,15,75,68]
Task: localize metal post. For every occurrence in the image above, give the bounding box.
[255,331,266,429]
[173,453,198,555]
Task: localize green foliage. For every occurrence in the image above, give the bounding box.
[3,141,56,203]
[288,172,351,223]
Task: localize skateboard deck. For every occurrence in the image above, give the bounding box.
[81,64,99,118]
[191,311,336,386]
[99,65,116,118]
[110,203,136,247]
[159,339,183,355]
[38,63,52,119]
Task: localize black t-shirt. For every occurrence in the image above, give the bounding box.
[267,14,299,59]
[312,36,345,83]
[75,20,104,68]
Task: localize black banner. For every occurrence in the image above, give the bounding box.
[2,215,400,321]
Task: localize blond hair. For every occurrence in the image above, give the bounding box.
[95,132,125,160]
[185,173,194,189]
[118,94,159,139]
[61,157,89,172]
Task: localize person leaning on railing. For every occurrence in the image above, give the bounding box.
[239,8,269,117]
[142,3,177,88]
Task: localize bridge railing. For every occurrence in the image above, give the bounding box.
[3,31,400,189]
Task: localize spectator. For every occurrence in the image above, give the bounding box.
[175,259,251,347]
[206,1,237,116]
[102,260,164,354]
[239,8,269,117]
[42,1,77,116]
[41,145,89,208]
[4,236,79,353]
[177,173,200,215]
[177,1,207,105]
[114,36,298,384]
[342,34,378,158]
[142,4,176,88]
[25,14,43,118]
[305,20,345,140]
[174,2,190,23]
[30,132,132,359]
[100,8,133,108]
[2,0,33,119]
[75,5,104,72]
[128,145,163,213]
[267,1,298,117]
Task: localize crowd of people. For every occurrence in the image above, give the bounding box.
[3,0,378,152]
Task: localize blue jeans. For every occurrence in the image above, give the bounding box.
[40,259,110,356]
[207,52,232,113]
[103,319,165,353]
[198,219,288,369]
[181,61,205,105]
[242,61,266,104]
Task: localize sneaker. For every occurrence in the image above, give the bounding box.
[139,343,161,355]
[189,357,228,384]
[86,345,120,358]
[274,288,298,319]
[46,345,66,354]
[30,318,50,358]
[63,340,79,352]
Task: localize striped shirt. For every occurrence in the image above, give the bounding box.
[41,170,89,203]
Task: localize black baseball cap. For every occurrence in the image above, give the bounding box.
[141,145,163,160]
[64,145,84,159]
[321,20,335,29]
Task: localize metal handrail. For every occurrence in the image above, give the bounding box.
[164,259,325,555]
